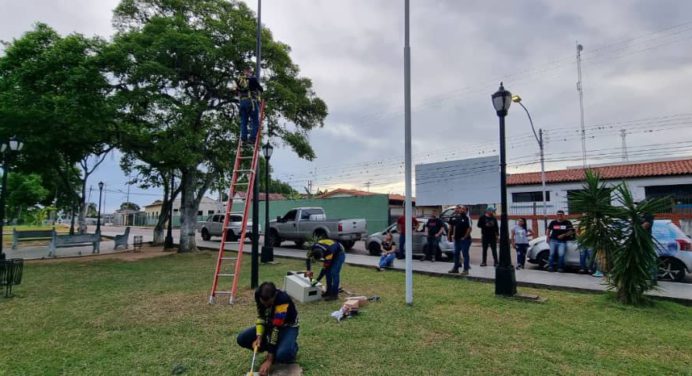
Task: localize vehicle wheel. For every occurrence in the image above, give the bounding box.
[268,230,282,247]
[368,242,382,256]
[658,258,686,282]
[536,250,549,268]
[226,229,238,242]
[201,228,211,241]
[342,240,355,250]
[295,240,305,248]
[313,230,327,240]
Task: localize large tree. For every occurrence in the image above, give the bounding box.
[0,24,117,233]
[108,0,327,251]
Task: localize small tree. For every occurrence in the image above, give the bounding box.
[610,185,668,305]
[571,170,669,305]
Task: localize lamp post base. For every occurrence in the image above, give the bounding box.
[261,246,274,263]
[495,264,517,296]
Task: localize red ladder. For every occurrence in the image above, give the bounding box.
[209,100,265,304]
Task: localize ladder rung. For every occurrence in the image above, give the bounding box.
[221,257,237,260]
[235,169,255,173]
[217,273,234,277]
[238,156,254,159]
[226,211,244,215]
[233,182,249,186]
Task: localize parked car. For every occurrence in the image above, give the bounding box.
[267,207,367,250]
[197,214,257,241]
[364,218,454,260]
[526,220,692,281]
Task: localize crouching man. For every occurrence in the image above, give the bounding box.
[237,282,299,376]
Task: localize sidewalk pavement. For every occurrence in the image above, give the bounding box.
[7,228,691,304]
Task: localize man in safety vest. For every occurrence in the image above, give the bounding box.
[306,239,346,301]
[235,66,263,144]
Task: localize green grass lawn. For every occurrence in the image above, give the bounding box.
[1,251,690,375]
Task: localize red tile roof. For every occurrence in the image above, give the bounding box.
[508,158,692,186]
[319,188,372,198]
[236,192,286,200]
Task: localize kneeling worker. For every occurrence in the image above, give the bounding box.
[306,239,346,301]
[237,282,299,376]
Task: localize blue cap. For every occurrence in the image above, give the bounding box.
[486,206,496,212]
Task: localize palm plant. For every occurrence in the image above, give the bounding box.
[610,185,668,305]
[569,170,620,272]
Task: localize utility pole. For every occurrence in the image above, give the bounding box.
[251,0,262,289]
[365,181,371,192]
[404,0,414,305]
[620,129,628,161]
[576,42,587,168]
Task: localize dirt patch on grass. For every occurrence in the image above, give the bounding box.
[25,245,175,264]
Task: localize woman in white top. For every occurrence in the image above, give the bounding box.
[511,218,533,270]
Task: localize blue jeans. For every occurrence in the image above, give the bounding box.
[237,325,299,363]
[516,243,528,267]
[452,238,472,271]
[579,248,592,271]
[425,236,441,260]
[548,240,567,270]
[240,98,260,141]
[379,252,396,268]
[326,251,345,296]
[396,233,406,259]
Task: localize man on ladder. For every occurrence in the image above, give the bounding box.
[236,65,264,144]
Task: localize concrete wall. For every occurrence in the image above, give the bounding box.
[255,194,391,234]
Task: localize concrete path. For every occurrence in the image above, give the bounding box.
[7,226,691,304]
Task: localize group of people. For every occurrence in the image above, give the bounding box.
[374,206,590,275]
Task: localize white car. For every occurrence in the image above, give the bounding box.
[198,214,257,242]
[526,220,692,282]
[364,218,454,260]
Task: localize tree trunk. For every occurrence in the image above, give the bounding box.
[151,182,170,245]
[77,180,87,234]
[178,169,200,252]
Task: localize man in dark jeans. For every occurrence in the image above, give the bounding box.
[237,282,299,375]
[396,214,419,259]
[423,210,445,262]
[546,210,574,272]
[477,207,499,266]
[448,205,472,275]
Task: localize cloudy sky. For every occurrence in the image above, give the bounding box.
[3,0,692,211]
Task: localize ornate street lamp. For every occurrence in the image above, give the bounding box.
[96,181,104,234]
[164,175,175,249]
[491,83,517,296]
[0,137,24,260]
[261,141,274,263]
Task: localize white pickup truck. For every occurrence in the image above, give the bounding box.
[267,207,367,250]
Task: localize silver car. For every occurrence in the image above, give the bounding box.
[526,220,692,282]
[364,218,454,260]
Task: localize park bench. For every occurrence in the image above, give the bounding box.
[114,227,131,250]
[12,228,55,249]
[0,258,23,297]
[48,232,100,258]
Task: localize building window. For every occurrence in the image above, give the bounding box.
[512,191,549,203]
[197,211,203,216]
[173,208,179,213]
[208,210,214,215]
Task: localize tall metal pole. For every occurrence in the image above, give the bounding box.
[251,0,262,289]
[516,100,548,234]
[0,155,8,260]
[404,0,413,305]
[539,129,548,233]
[577,43,587,168]
[164,175,174,249]
[261,147,274,263]
[496,110,517,296]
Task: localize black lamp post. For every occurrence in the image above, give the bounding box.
[96,181,104,234]
[0,137,24,260]
[164,175,175,249]
[492,83,517,296]
[261,141,274,263]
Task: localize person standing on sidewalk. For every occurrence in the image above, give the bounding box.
[423,210,445,262]
[448,205,472,275]
[477,207,499,266]
[396,214,419,259]
[546,210,574,272]
[511,218,533,270]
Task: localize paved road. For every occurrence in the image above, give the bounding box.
[7,225,691,303]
